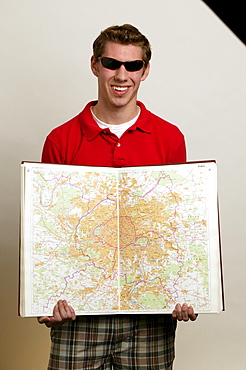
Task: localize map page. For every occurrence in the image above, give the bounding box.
[20,161,223,317]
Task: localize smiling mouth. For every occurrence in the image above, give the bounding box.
[112,86,129,92]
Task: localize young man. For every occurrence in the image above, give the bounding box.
[39,24,197,370]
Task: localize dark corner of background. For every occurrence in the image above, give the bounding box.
[202,0,245,45]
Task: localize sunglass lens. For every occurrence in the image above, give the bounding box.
[125,60,144,71]
[101,58,120,70]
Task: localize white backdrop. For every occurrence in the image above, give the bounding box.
[1,0,246,369]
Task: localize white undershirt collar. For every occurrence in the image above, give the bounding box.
[91,107,141,138]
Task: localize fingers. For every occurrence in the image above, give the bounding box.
[52,300,76,325]
[172,303,198,322]
[172,303,187,321]
[187,305,198,321]
[37,300,76,327]
[53,300,68,321]
[37,316,50,324]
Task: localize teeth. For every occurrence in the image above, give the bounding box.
[113,86,128,91]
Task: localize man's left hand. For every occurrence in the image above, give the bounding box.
[172,303,198,322]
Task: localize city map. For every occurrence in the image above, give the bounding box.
[20,161,223,317]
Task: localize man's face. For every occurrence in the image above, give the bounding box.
[91,41,149,111]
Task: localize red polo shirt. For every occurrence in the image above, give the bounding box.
[42,101,186,166]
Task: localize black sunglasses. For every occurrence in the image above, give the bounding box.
[98,57,145,72]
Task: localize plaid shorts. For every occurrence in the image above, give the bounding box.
[48,314,177,370]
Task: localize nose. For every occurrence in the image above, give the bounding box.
[114,65,128,81]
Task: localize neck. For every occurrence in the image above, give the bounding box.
[92,101,139,125]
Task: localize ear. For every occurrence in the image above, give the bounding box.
[91,56,99,77]
[141,62,150,82]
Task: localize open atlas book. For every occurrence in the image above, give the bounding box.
[19,161,224,317]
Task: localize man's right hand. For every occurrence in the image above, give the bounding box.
[37,299,76,328]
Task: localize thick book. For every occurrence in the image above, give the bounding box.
[19,161,224,317]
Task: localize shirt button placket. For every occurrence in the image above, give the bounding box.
[113,141,125,166]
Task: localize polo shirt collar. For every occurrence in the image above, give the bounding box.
[131,101,152,134]
[79,100,152,141]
